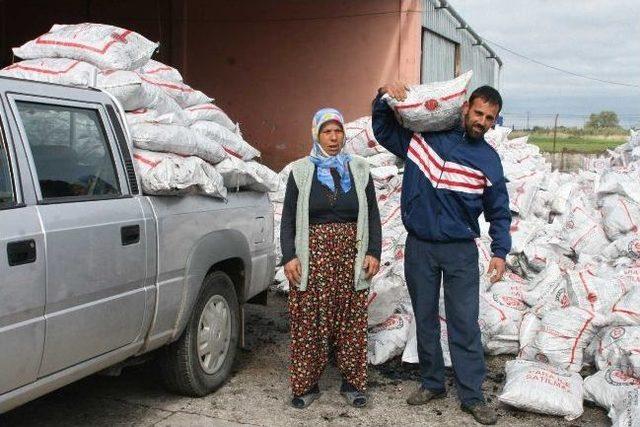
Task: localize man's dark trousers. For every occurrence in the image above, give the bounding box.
[405,233,485,406]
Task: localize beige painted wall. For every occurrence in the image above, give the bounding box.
[179,0,424,170]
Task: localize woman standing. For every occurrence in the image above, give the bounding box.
[280,108,382,409]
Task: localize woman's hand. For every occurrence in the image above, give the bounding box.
[363,255,380,280]
[284,257,302,287]
[380,82,410,101]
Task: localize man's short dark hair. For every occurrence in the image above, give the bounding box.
[469,86,502,113]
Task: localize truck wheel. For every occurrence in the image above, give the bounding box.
[159,271,240,397]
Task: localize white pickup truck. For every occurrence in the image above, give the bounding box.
[0,76,276,413]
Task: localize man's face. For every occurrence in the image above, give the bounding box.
[462,97,500,139]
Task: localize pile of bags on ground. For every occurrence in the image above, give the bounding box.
[269,70,640,423]
[1,23,279,198]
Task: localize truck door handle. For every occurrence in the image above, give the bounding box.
[121,225,140,246]
[7,239,36,266]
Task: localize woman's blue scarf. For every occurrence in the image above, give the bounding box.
[309,108,352,193]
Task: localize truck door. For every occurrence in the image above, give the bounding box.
[9,96,148,376]
[0,118,46,394]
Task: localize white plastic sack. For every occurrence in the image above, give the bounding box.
[138,74,212,108]
[610,389,640,427]
[523,262,569,318]
[368,274,407,326]
[597,168,640,205]
[594,326,640,378]
[483,125,512,149]
[97,70,187,120]
[609,286,640,326]
[520,306,600,372]
[133,148,226,199]
[384,71,472,133]
[551,181,578,214]
[13,23,157,70]
[499,360,583,420]
[191,120,260,160]
[561,205,610,257]
[484,338,520,355]
[601,195,640,240]
[603,235,640,260]
[185,104,241,136]
[510,218,543,254]
[566,268,626,315]
[366,152,399,168]
[244,161,280,193]
[130,122,227,164]
[479,284,527,340]
[137,59,183,82]
[367,313,412,365]
[216,158,279,193]
[507,179,539,219]
[343,116,387,157]
[519,311,541,351]
[126,108,159,125]
[0,58,98,86]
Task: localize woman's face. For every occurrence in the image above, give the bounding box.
[317,121,345,156]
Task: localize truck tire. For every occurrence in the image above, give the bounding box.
[159,271,240,397]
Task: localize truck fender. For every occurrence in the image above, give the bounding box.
[172,229,251,340]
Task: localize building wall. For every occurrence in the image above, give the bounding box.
[177,0,424,170]
[421,0,499,92]
[0,0,178,69]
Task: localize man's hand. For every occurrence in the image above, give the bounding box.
[363,255,380,280]
[487,257,506,284]
[380,82,410,102]
[284,257,302,287]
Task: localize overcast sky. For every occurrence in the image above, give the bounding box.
[448,0,640,128]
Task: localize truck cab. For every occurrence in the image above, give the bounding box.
[0,76,275,413]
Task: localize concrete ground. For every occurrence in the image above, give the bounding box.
[1,291,609,427]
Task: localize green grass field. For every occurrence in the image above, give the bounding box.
[510,131,628,153]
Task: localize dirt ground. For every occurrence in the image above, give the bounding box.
[1,291,609,427]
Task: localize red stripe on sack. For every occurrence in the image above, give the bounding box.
[571,224,598,251]
[539,328,573,340]
[129,108,149,114]
[570,314,594,365]
[620,198,638,232]
[381,205,401,226]
[5,60,82,75]
[144,66,173,75]
[34,29,132,54]
[139,75,195,93]
[481,294,506,321]
[412,135,486,180]
[187,104,222,112]
[612,299,640,317]
[133,153,160,167]
[394,102,423,111]
[578,271,595,312]
[439,89,467,101]
[393,89,468,110]
[223,147,242,159]
[408,145,485,190]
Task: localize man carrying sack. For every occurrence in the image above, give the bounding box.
[372,83,511,425]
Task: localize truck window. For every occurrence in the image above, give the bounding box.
[0,136,15,207]
[15,101,121,200]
